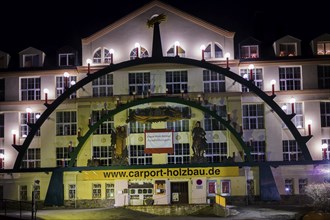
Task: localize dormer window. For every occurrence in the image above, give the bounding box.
[202,43,223,59]
[130,46,149,60]
[167,45,185,57]
[59,53,75,66]
[93,48,112,64]
[317,42,330,55]
[279,43,296,56]
[23,54,40,67]
[241,45,259,59]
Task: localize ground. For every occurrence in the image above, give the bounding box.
[0,204,313,220]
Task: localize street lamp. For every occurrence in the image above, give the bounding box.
[86,59,92,74]
[225,52,230,69]
[12,130,17,145]
[43,88,49,104]
[175,41,180,57]
[109,49,114,64]
[64,72,70,89]
[135,43,140,59]
[270,80,276,96]
[200,45,205,61]
[248,64,254,81]
[26,107,32,124]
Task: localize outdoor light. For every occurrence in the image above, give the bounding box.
[225,52,230,69]
[26,107,32,123]
[109,49,114,64]
[270,79,276,96]
[86,58,92,74]
[43,88,49,104]
[64,72,70,89]
[290,97,296,113]
[200,44,205,61]
[135,43,140,59]
[322,143,328,160]
[35,114,41,120]
[243,74,248,80]
[281,104,288,111]
[175,41,180,57]
[12,130,17,145]
[307,120,312,136]
[248,64,254,81]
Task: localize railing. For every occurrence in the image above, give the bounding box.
[0,199,35,219]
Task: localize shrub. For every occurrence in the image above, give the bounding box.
[304,182,330,212]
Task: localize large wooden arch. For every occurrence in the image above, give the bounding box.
[12,56,312,169]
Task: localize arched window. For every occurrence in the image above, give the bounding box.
[166,45,186,57]
[204,44,211,59]
[130,46,149,60]
[93,48,112,64]
[214,43,223,58]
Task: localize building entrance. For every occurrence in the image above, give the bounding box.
[170,182,188,204]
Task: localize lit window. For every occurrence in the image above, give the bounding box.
[317,42,330,55]
[241,45,259,59]
[279,43,296,56]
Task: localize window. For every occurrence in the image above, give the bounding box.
[207,180,217,196]
[166,45,185,57]
[56,111,77,136]
[204,44,211,59]
[284,179,294,195]
[203,70,225,93]
[279,67,301,90]
[22,148,40,168]
[56,76,77,99]
[250,141,266,162]
[68,184,76,200]
[59,53,75,66]
[167,107,190,132]
[20,112,41,137]
[204,104,226,131]
[283,140,302,161]
[279,43,296,56]
[106,183,115,199]
[92,111,114,134]
[56,147,75,167]
[220,180,231,196]
[20,77,41,100]
[317,42,330,55]
[93,146,112,166]
[0,149,4,169]
[299,179,307,194]
[241,45,259,59]
[320,102,330,127]
[240,68,263,92]
[33,182,40,201]
[92,183,102,199]
[129,121,151,133]
[205,142,227,163]
[321,139,330,160]
[93,48,113,64]
[130,46,149,60]
[318,65,330,89]
[281,102,303,128]
[19,185,27,201]
[128,72,150,95]
[0,114,4,138]
[168,143,190,164]
[242,104,264,129]
[23,54,39,67]
[129,145,152,165]
[214,43,223,58]
[92,73,113,97]
[166,70,188,94]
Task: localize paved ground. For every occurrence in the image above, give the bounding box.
[1,204,311,220]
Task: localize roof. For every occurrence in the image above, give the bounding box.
[81,0,235,45]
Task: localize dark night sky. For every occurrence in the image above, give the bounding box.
[0,0,328,56]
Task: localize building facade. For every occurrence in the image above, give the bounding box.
[0,1,329,208]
